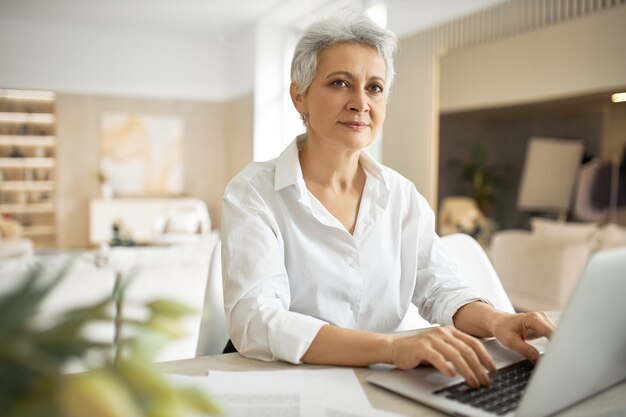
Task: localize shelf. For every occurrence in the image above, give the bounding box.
[0,181,55,191]
[0,136,56,146]
[22,225,56,237]
[0,89,55,101]
[0,112,55,123]
[1,88,57,247]
[0,203,55,213]
[0,158,55,168]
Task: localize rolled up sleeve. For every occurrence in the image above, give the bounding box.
[222,181,327,364]
[410,190,489,326]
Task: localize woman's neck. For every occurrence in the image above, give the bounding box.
[299,138,363,192]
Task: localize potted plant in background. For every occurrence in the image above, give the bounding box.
[94,170,113,199]
[448,145,509,244]
[449,145,508,217]
[0,258,221,417]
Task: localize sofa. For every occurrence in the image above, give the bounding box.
[89,197,212,246]
[490,218,626,312]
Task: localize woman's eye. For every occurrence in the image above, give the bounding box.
[368,84,383,94]
[332,80,348,88]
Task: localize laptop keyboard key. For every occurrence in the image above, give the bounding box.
[434,359,536,414]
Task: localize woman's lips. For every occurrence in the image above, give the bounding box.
[340,121,370,130]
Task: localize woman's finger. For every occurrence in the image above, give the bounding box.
[454,330,497,373]
[501,334,541,363]
[433,338,482,388]
[523,313,556,340]
[420,346,456,378]
[444,335,491,386]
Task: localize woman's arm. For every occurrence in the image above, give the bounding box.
[302,323,496,388]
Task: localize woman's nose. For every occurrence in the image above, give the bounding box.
[347,90,369,112]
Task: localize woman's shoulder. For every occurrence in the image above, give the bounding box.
[378,163,419,193]
[224,160,278,202]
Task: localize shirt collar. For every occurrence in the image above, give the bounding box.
[274,134,307,191]
[274,134,389,192]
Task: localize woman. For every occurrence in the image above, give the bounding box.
[221,10,554,388]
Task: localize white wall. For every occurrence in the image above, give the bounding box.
[0,17,229,101]
[252,20,291,162]
[224,27,256,100]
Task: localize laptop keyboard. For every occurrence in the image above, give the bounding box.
[434,359,536,415]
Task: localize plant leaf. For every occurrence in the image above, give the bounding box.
[178,386,223,415]
[57,370,143,417]
[0,256,77,337]
[146,299,197,317]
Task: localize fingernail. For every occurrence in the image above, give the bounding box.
[481,374,490,386]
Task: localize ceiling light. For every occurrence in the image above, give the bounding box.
[611,92,626,103]
[0,89,55,101]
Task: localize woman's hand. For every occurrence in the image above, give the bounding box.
[453,302,556,365]
[489,311,556,364]
[389,326,497,388]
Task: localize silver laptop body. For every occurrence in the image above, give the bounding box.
[367,247,626,417]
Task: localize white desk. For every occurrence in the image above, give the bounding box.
[161,352,626,416]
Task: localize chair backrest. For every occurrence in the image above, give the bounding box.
[396,233,514,332]
[196,238,229,356]
[440,233,515,313]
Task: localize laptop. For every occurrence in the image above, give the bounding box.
[367,246,626,417]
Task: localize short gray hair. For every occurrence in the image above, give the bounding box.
[290,8,398,97]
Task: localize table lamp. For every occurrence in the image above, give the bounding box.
[517,136,584,221]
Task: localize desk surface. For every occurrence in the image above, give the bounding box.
[161,352,626,416]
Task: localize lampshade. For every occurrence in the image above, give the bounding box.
[517,137,584,214]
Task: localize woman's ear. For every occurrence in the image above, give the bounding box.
[290,83,305,114]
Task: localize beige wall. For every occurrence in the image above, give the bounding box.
[224,94,254,187]
[440,6,626,113]
[56,93,253,248]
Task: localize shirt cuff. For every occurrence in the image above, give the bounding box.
[441,293,494,326]
[268,310,328,364]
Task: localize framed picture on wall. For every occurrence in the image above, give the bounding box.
[100,112,184,197]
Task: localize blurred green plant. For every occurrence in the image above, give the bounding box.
[0,258,221,417]
[449,145,509,216]
[92,170,109,184]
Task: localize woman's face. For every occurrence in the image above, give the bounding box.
[292,42,387,152]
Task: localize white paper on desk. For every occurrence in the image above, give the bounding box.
[170,371,323,417]
[169,369,402,417]
[260,369,369,407]
[265,369,402,417]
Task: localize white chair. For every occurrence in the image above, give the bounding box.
[441,233,515,313]
[196,238,229,356]
[396,233,515,331]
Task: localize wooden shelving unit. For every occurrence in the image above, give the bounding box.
[0,88,57,247]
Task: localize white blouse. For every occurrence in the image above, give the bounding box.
[221,135,484,364]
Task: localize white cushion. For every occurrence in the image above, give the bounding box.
[596,223,626,250]
[152,215,168,235]
[165,211,200,234]
[529,217,598,244]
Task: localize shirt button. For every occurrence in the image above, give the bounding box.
[350,303,359,312]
